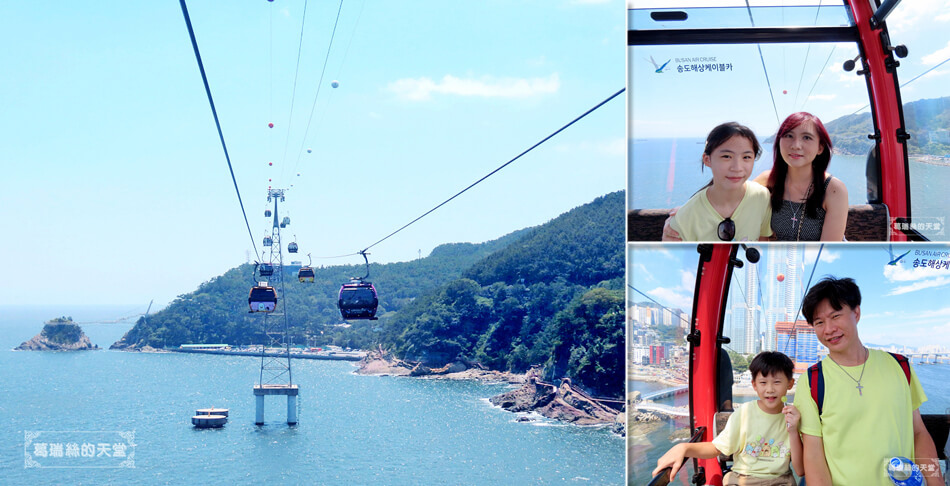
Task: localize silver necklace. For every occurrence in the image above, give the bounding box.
[790,183,813,242]
[830,347,869,396]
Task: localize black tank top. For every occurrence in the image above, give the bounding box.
[771,176,832,241]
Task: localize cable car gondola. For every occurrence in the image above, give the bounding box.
[288,242,298,253]
[248,285,277,313]
[339,280,378,320]
[298,266,314,283]
[259,263,274,277]
[338,251,378,320]
[264,209,271,217]
[298,253,314,283]
[263,236,273,247]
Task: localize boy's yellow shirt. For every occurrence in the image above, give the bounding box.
[712,400,793,478]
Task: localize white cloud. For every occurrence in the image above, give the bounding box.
[803,246,840,265]
[651,286,693,312]
[883,260,950,282]
[387,74,560,101]
[680,269,696,293]
[887,275,950,295]
[922,41,950,65]
[887,0,950,33]
[632,262,653,283]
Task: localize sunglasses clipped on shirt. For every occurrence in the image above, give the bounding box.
[718,217,736,241]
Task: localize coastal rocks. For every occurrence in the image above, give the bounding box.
[16,319,98,351]
[490,378,620,426]
[356,349,413,376]
[356,349,524,383]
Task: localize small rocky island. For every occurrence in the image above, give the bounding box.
[15,316,98,351]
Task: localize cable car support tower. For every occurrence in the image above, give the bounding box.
[254,188,299,425]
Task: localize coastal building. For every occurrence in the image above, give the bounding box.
[632,345,650,366]
[775,320,818,372]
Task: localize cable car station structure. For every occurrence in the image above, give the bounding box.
[252,188,298,425]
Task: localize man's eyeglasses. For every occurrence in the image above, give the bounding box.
[718,217,736,241]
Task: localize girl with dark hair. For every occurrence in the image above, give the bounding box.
[663,122,773,241]
[753,112,848,241]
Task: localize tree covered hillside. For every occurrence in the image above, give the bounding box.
[378,191,625,397]
[114,191,625,397]
[824,96,950,156]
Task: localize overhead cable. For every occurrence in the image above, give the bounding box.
[280,0,312,175]
[361,87,626,254]
[179,0,260,258]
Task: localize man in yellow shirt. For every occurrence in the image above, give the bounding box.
[796,277,944,485]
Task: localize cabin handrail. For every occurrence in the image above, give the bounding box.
[646,426,707,486]
[628,204,891,242]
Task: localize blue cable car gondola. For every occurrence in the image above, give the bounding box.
[288,242,298,253]
[264,209,271,217]
[248,285,277,313]
[259,263,274,277]
[263,236,272,247]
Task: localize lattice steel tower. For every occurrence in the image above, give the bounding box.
[254,188,299,425]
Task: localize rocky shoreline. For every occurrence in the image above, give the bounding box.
[357,350,623,432]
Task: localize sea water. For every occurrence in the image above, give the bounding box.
[0,306,624,485]
[629,138,950,237]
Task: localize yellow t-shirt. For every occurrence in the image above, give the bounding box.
[797,349,927,485]
[669,181,773,241]
[712,400,793,478]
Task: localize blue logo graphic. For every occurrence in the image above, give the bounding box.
[646,55,671,73]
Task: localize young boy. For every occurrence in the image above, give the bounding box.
[652,351,804,485]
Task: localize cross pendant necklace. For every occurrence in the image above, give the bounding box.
[831,347,869,397]
[790,214,799,228]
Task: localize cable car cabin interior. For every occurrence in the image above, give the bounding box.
[248,285,277,313]
[628,0,948,243]
[297,266,314,283]
[338,281,378,320]
[644,244,950,486]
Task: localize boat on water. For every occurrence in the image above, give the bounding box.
[628,0,950,242]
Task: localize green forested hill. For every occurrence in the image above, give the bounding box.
[824,96,950,156]
[114,191,624,397]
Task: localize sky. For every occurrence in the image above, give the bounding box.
[629,243,950,350]
[627,0,950,138]
[0,0,624,310]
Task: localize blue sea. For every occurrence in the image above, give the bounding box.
[629,138,950,240]
[628,363,950,485]
[0,306,624,485]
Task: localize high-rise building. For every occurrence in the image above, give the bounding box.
[775,319,819,372]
